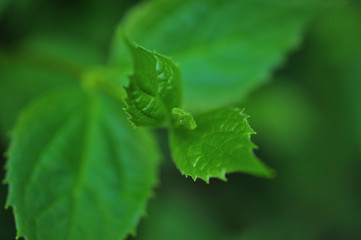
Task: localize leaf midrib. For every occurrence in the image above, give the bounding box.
[67,93,99,240]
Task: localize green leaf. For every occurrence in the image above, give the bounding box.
[112,0,323,110]
[171,108,197,130]
[5,87,159,240]
[124,41,182,127]
[170,107,274,183]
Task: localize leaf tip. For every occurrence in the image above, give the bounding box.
[171,107,197,130]
[122,107,137,128]
[265,168,277,179]
[205,176,210,184]
[220,169,228,182]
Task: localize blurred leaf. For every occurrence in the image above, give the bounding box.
[0,35,103,135]
[244,78,361,236]
[308,5,361,150]
[170,107,274,182]
[112,0,324,110]
[125,41,182,127]
[0,0,9,17]
[22,34,104,67]
[5,87,159,240]
[133,191,221,240]
[229,215,318,240]
[244,81,319,155]
[284,5,361,233]
[3,0,135,49]
[0,60,75,135]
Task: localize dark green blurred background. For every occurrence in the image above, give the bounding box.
[0,0,360,239]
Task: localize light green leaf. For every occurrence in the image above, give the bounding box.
[171,108,197,130]
[170,107,274,183]
[112,0,323,110]
[125,41,182,127]
[5,87,159,240]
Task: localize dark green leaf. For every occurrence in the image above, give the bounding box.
[0,35,103,135]
[0,0,9,17]
[134,191,221,240]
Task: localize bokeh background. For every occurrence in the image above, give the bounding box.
[0,0,360,239]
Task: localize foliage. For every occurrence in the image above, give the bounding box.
[170,108,274,182]
[5,88,159,239]
[0,0,360,240]
[124,40,182,127]
[112,0,324,110]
